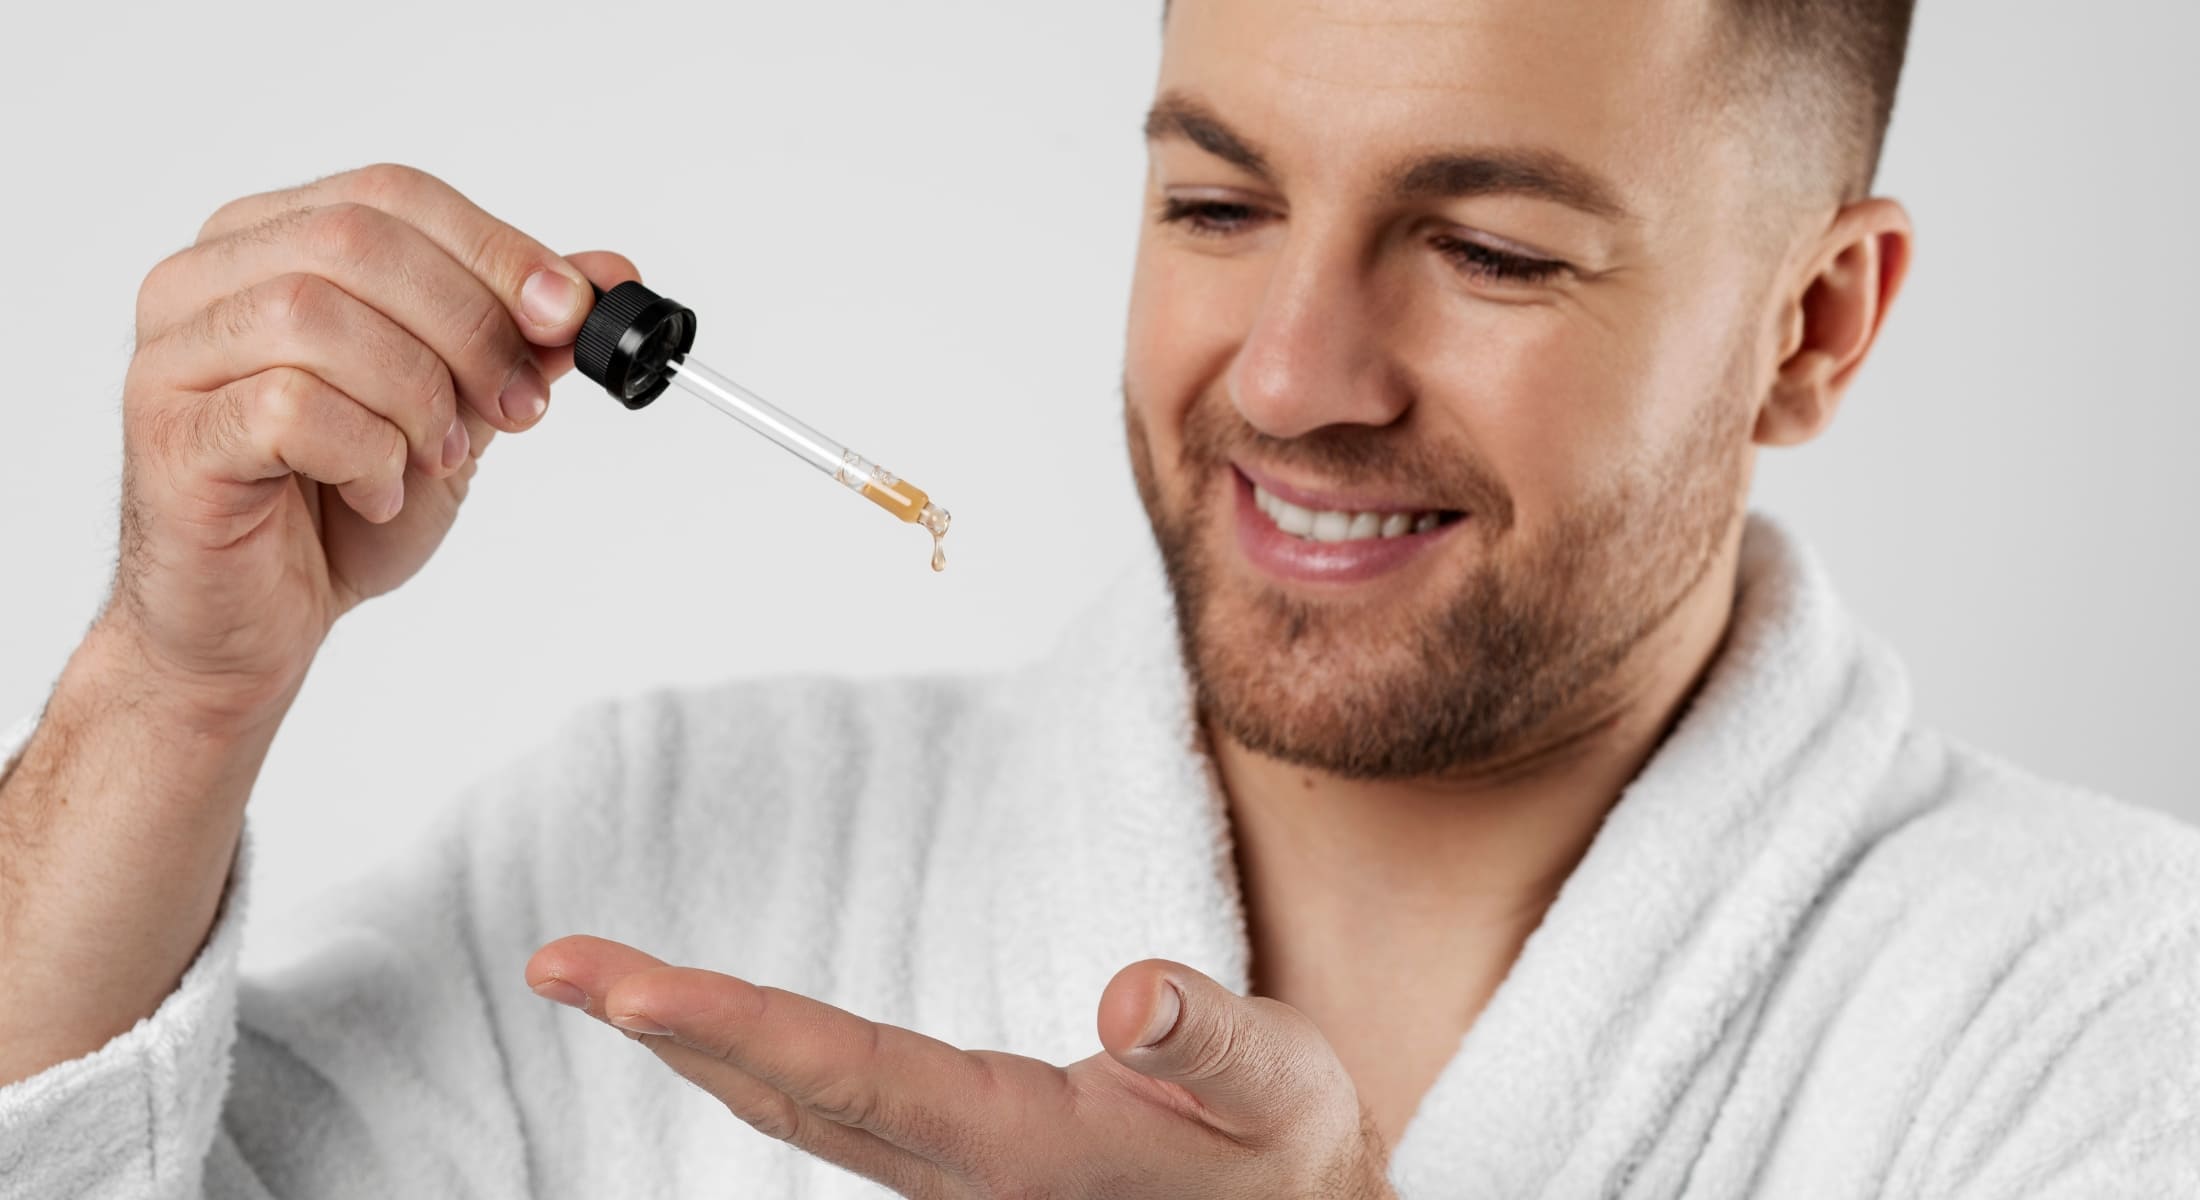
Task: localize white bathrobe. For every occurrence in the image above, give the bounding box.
[2,515,2196,1198]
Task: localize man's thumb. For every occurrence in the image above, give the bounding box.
[1098,959,1329,1126]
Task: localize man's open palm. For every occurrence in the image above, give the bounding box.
[527,936,1395,1198]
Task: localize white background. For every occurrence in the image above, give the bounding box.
[2,1,2193,933]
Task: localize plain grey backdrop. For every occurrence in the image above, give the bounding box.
[2,1,2194,946]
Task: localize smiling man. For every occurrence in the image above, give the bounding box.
[4,1,2197,1197]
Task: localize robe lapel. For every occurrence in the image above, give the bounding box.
[1388,516,1925,1194]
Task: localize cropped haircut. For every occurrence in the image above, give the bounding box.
[1716,0,1918,200]
[1160,0,1919,202]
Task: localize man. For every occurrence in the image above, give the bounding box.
[3,0,2195,1195]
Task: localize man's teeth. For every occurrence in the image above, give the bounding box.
[1253,484,1444,542]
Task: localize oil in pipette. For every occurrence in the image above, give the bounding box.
[852,463,952,572]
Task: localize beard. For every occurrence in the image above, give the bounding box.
[1125,374,1751,782]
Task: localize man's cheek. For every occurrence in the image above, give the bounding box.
[1122,251,1191,392]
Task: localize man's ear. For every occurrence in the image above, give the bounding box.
[1758,197,1914,447]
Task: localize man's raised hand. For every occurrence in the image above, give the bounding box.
[118,162,636,731]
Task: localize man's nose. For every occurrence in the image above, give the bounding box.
[1224,233,1410,440]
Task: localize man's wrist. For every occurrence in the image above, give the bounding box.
[75,609,304,746]
[6,615,293,840]
[0,619,282,1085]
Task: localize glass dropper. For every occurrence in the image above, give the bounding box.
[572,281,951,570]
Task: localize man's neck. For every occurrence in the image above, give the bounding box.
[1211,540,1742,1142]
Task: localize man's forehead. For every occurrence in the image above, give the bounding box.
[1157,0,1728,214]
[1165,0,1721,60]
[1165,0,1716,104]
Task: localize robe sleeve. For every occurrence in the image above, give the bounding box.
[0,699,622,1198]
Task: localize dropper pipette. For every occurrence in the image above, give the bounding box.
[572,281,951,570]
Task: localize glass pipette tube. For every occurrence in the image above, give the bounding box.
[572,279,953,570]
[664,356,953,568]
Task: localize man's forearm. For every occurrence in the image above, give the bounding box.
[0,617,289,1086]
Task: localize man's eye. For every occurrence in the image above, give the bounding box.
[1430,234,1567,286]
[1158,198,1265,236]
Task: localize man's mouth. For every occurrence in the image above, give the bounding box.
[1250,482,1458,542]
[1230,464,1465,584]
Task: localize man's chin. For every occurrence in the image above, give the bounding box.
[1180,599,1476,779]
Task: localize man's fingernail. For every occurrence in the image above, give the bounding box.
[440,418,470,471]
[611,1012,671,1037]
[499,363,549,425]
[532,978,588,1010]
[377,479,406,523]
[521,269,582,328]
[1138,980,1183,1048]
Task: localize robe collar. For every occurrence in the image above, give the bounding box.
[965,513,1913,1191]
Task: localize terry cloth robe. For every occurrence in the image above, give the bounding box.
[2,514,2196,1199]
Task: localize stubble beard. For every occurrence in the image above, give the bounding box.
[1125,375,1752,782]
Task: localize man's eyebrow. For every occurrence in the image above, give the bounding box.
[1142,91,1274,182]
[1143,89,1632,223]
[1391,149,1633,222]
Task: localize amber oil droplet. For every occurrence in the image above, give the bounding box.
[921,502,951,573]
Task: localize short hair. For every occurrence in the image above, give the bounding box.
[1159,1,1919,203]
[1717,0,1919,201]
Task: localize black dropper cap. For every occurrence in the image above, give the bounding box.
[573,281,699,409]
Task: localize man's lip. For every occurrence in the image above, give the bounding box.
[1230,469,1459,584]
[1230,459,1454,516]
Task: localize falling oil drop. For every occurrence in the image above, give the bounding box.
[920,501,951,573]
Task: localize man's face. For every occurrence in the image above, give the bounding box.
[1126,0,1789,779]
